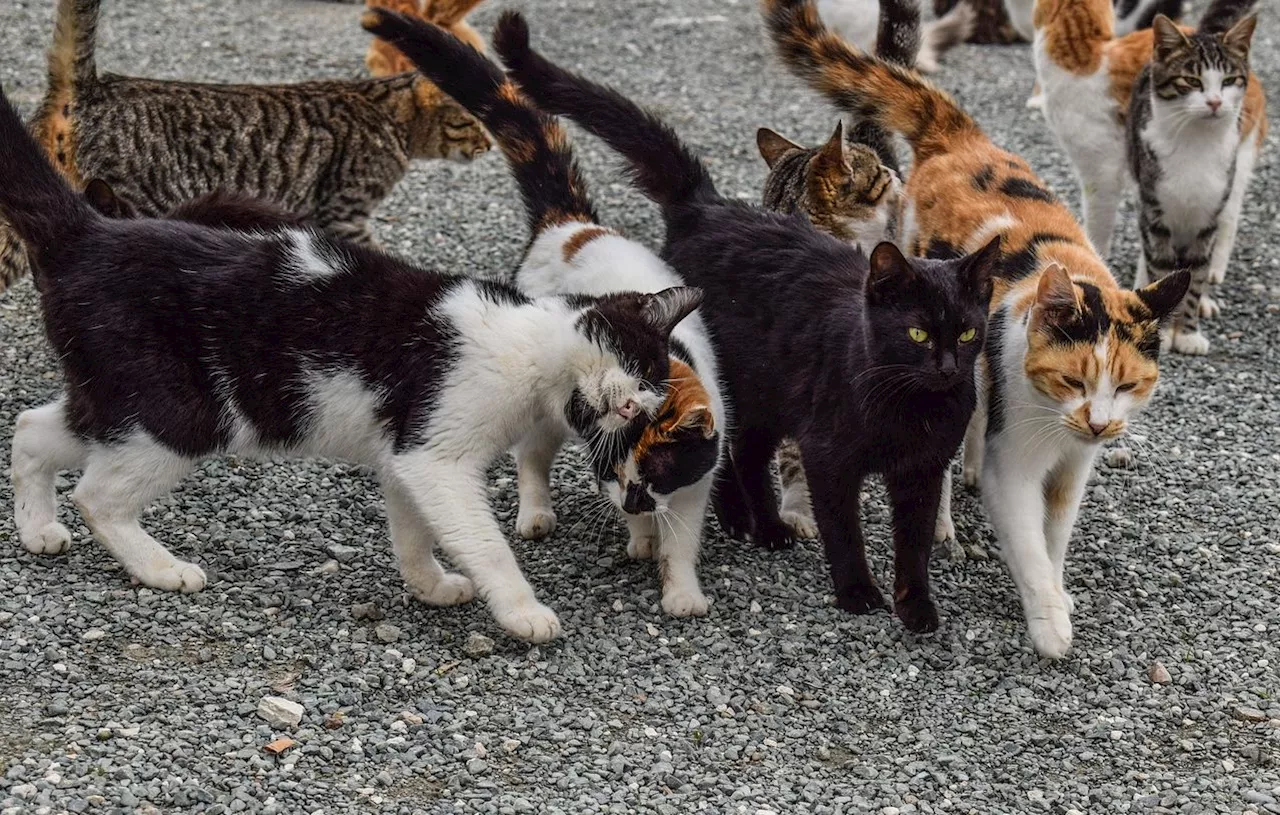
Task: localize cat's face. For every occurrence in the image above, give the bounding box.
[863,238,1000,393]
[566,287,704,443]
[410,81,492,161]
[601,360,719,514]
[1022,264,1189,442]
[1151,14,1255,122]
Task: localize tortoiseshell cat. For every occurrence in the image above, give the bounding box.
[0,0,491,295]
[766,0,1189,657]
[365,0,487,76]
[363,9,725,616]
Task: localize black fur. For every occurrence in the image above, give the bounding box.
[1198,0,1256,34]
[496,15,1001,633]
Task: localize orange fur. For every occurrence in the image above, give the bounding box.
[365,0,487,77]
[628,359,715,469]
[561,226,613,261]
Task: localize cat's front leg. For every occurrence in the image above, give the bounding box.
[733,429,792,551]
[805,463,886,614]
[624,511,659,561]
[391,452,560,642]
[512,425,564,541]
[711,455,754,541]
[982,446,1072,658]
[655,484,711,617]
[1043,449,1096,617]
[886,466,945,633]
[381,476,474,607]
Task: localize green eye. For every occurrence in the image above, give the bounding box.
[959,328,978,343]
[1185,76,1202,89]
[908,327,929,343]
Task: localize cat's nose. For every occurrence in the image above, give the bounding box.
[616,399,640,420]
[1089,421,1108,436]
[1207,97,1222,113]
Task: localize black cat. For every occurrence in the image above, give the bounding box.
[495,12,999,632]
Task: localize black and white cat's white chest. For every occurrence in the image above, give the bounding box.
[1137,109,1239,244]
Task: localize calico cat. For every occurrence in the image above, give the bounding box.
[0,88,702,643]
[816,0,974,73]
[365,0,488,76]
[764,0,1190,657]
[1126,14,1259,355]
[1032,0,1264,268]
[1005,0,1181,42]
[361,8,726,617]
[0,0,492,296]
[495,11,1002,634]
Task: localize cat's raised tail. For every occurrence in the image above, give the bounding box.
[764,0,975,162]
[361,7,598,232]
[0,89,94,270]
[492,11,718,213]
[1198,0,1257,34]
[48,0,101,95]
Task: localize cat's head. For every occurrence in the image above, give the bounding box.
[1022,264,1190,442]
[564,287,704,444]
[758,121,900,247]
[409,80,492,162]
[600,359,719,515]
[1151,14,1256,122]
[862,237,1001,392]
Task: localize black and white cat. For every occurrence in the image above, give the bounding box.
[362,8,727,617]
[0,89,701,643]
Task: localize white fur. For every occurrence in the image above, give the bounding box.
[513,222,727,617]
[280,230,349,285]
[1002,0,1035,42]
[11,280,654,642]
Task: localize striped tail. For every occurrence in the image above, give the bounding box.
[361,8,596,232]
[493,11,718,212]
[1198,0,1255,34]
[764,0,976,162]
[48,0,101,95]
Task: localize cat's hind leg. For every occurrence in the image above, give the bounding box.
[392,452,560,642]
[512,425,563,541]
[1079,157,1126,259]
[70,434,205,592]
[733,429,792,551]
[11,400,86,555]
[382,476,474,606]
[654,483,711,617]
[776,439,818,539]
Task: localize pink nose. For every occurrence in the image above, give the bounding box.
[1089,421,1108,436]
[616,399,640,420]
[1207,98,1222,112]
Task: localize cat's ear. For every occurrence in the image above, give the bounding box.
[756,128,802,169]
[641,286,704,336]
[1152,15,1191,61]
[813,121,847,172]
[1034,263,1080,319]
[83,178,134,219]
[678,404,716,438]
[1135,269,1191,323]
[959,235,1001,303]
[1221,14,1257,60]
[866,241,916,303]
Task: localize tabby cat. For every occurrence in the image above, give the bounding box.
[362,8,725,616]
[0,0,491,295]
[365,0,487,76]
[0,85,702,643]
[1125,14,1259,355]
[765,0,1190,657]
[1032,0,1264,271]
[497,10,1003,634]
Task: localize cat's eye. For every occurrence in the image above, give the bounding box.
[1223,76,1242,86]
[1182,76,1203,90]
[1063,376,1085,391]
[1116,382,1137,393]
[908,327,929,343]
[958,328,978,343]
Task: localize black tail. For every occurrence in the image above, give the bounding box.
[0,89,92,271]
[874,0,922,67]
[1198,0,1254,33]
[492,11,718,212]
[361,8,597,233]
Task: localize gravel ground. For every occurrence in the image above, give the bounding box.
[2,0,1279,813]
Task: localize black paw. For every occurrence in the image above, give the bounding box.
[752,518,796,552]
[895,594,940,633]
[836,585,889,615]
[713,499,754,541]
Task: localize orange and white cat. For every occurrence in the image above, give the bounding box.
[765,0,1189,658]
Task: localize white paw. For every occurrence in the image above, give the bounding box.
[1198,294,1220,319]
[780,509,819,539]
[494,599,561,643]
[661,586,710,617]
[961,465,981,488]
[627,534,658,560]
[1026,604,1073,659]
[1104,446,1135,469]
[1208,265,1225,285]
[516,507,556,541]
[1025,92,1045,110]
[1060,589,1076,616]
[21,521,72,555]
[135,560,207,593]
[408,572,475,607]
[933,511,956,545]
[1172,329,1211,356]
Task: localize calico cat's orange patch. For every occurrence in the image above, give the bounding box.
[1033,0,1113,74]
[561,226,613,261]
[628,359,714,467]
[365,0,487,77]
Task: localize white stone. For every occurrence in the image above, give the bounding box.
[257,696,304,728]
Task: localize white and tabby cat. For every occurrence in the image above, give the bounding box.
[363,8,727,616]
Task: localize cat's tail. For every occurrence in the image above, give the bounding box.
[764,0,976,162]
[1198,0,1254,34]
[0,88,94,268]
[917,2,975,73]
[1114,0,1184,35]
[361,8,597,232]
[49,0,101,94]
[874,0,922,67]
[492,11,719,212]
